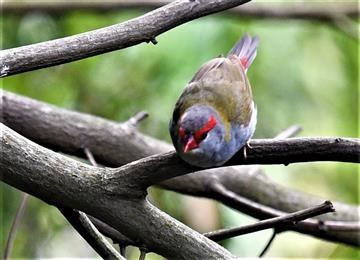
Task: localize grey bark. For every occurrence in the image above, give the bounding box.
[0,0,250,77]
[2,0,358,255]
[1,91,359,246]
[1,124,234,259]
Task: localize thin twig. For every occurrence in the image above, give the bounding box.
[83,148,138,254]
[209,180,282,219]
[81,148,129,257]
[274,125,302,139]
[120,246,127,257]
[77,211,124,259]
[139,249,147,260]
[206,180,359,244]
[88,215,135,246]
[84,147,98,167]
[203,201,335,241]
[58,206,125,260]
[3,192,29,260]
[126,111,149,127]
[332,14,359,40]
[259,230,276,257]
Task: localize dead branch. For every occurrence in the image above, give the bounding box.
[0,0,250,77]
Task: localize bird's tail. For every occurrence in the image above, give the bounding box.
[228,33,259,72]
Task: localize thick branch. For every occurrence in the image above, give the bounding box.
[108,138,359,190]
[2,1,358,20]
[204,201,335,241]
[0,124,234,259]
[228,137,359,165]
[0,0,250,77]
[1,90,170,166]
[1,91,359,246]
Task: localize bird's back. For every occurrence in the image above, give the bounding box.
[174,56,254,141]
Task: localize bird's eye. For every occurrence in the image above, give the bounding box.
[200,132,208,140]
[194,115,217,143]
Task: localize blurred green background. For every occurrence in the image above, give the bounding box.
[1,1,359,259]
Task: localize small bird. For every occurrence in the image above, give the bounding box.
[169,34,259,168]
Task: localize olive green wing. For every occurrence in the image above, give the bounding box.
[191,56,254,126]
[170,56,254,140]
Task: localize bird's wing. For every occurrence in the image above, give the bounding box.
[190,57,226,83]
[171,56,254,143]
[190,56,254,126]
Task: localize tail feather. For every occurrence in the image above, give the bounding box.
[228,33,259,72]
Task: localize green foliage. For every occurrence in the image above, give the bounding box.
[1,7,358,258]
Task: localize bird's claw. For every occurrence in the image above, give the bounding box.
[246,141,253,149]
[243,141,252,159]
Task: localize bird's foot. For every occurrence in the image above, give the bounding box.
[243,141,252,159]
[246,141,253,149]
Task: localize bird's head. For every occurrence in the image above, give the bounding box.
[172,105,226,167]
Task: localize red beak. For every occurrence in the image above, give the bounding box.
[183,137,198,153]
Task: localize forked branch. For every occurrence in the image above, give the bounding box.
[1,123,234,259]
[1,91,359,246]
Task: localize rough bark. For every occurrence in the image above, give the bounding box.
[1,124,234,259]
[0,0,250,77]
[1,91,359,246]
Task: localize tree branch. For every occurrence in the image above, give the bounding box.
[204,200,335,241]
[125,111,149,127]
[57,206,124,260]
[273,125,302,139]
[106,137,359,191]
[3,193,29,259]
[55,147,126,259]
[87,215,136,246]
[1,90,170,166]
[331,14,359,40]
[1,91,359,246]
[165,169,360,246]
[0,0,250,77]
[1,123,234,259]
[258,230,276,257]
[84,147,98,167]
[2,1,358,21]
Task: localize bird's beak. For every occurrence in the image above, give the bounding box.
[183,136,198,153]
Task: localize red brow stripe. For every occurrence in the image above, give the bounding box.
[194,115,217,141]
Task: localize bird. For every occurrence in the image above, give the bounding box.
[169,34,259,168]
